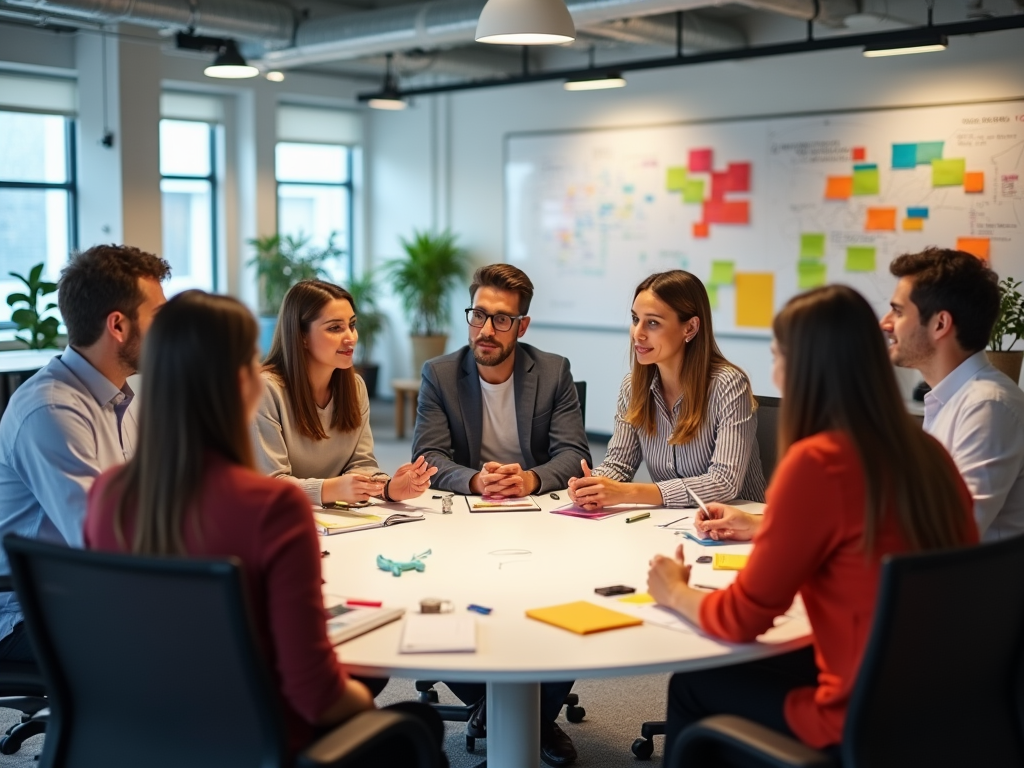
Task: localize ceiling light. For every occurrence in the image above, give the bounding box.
[265,71,286,82]
[204,40,259,78]
[564,71,626,91]
[476,0,575,45]
[863,32,948,57]
[366,53,408,110]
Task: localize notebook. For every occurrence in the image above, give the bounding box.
[399,614,477,653]
[314,508,425,535]
[526,600,643,635]
[325,603,405,645]
[550,503,648,520]
[465,495,541,512]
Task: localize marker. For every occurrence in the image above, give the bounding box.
[346,599,382,608]
[626,512,651,523]
[467,604,492,615]
[692,584,718,591]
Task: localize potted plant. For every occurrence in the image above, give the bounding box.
[384,229,470,376]
[988,276,1024,384]
[6,264,61,350]
[247,233,342,354]
[347,269,387,399]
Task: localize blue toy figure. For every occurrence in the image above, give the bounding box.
[377,549,432,577]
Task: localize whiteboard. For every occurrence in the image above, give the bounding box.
[505,99,1024,334]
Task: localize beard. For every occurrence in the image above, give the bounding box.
[888,327,933,369]
[472,334,516,367]
[118,321,142,373]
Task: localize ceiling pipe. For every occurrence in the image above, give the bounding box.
[732,0,859,27]
[582,13,746,50]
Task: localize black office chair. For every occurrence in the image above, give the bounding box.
[0,574,48,756]
[3,535,443,768]
[574,380,587,424]
[668,532,1024,768]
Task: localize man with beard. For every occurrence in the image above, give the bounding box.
[0,244,169,663]
[411,263,589,766]
[881,247,1024,542]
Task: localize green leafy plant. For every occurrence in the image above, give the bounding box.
[6,264,60,350]
[384,230,469,336]
[346,269,388,365]
[247,233,342,316]
[990,277,1024,352]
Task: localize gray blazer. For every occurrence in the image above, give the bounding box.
[412,342,592,494]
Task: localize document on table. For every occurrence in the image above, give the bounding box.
[399,614,477,653]
[465,495,541,512]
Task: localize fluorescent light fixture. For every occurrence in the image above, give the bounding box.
[863,33,948,57]
[476,0,575,45]
[265,70,286,82]
[204,41,259,78]
[564,72,626,91]
[366,54,408,110]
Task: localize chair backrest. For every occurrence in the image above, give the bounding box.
[4,535,288,768]
[843,533,1024,768]
[753,395,779,481]
[574,380,587,424]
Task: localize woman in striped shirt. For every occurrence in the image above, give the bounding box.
[569,270,767,510]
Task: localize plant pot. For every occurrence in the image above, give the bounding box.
[259,316,278,358]
[987,350,1024,385]
[410,335,448,377]
[355,363,380,399]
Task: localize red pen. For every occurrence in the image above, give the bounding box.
[346,599,383,608]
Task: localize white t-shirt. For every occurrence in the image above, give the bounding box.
[479,375,526,467]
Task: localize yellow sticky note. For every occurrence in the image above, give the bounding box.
[713,553,749,570]
[526,601,643,635]
[797,260,827,290]
[735,272,774,329]
[709,260,735,286]
[852,166,880,195]
[683,179,705,204]
[903,217,924,231]
[932,158,966,187]
[618,592,656,604]
[666,167,687,192]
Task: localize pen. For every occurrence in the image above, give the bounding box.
[467,604,493,615]
[687,486,711,520]
[346,599,383,608]
[692,584,718,591]
[626,512,651,523]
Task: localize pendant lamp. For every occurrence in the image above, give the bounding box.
[476,0,575,45]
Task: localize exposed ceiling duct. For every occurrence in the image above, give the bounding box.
[582,13,746,50]
[733,0,859,27]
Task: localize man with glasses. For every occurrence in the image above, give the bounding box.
[412,263,590,766]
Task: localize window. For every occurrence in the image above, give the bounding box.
[275,142,353,284]
[0,110,76,326]
[160,119,218,293]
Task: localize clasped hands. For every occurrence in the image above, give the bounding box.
[471,462,539,497]
[323,456,437,505]
[567,460,632,510]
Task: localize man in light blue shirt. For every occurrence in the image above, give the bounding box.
[881,247,1024,542]
[0,245,169,661]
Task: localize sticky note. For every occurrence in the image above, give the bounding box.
[692,221,709,238]
[683,179,705,204]
[710,260,735,286]
[865,207,897,231]
[710,172,728,201]
[903,217,924,231]
[957,237,991,260]
[932,158,966,186]
[707,283,719,310]
[618,593,656,604]
[964,172,984,193]
[735,273,774,329]
[825,176,853,200]
[852,166,880,195]
[797,260,827,289]
[906,207,929,219]
[713,553,749,570]
[852,147,866,161]
[689,148,712,173]
[916,141,944,164]
[704,200,749,225]
[845,246,877,272]
[892,143,918,169]
[800,233,826,259]
[666,167,687,191]
[726,162,751,192]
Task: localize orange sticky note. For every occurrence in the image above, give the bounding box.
[852,147,866,161]
[964,172,984,193]
[957,237,991,261]
[692,222,709,238]
[903,217,924,231]
[825,176,853,200]
[865,207,897,231]
[735,273,774,329]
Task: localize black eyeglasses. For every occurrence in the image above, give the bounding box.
[465,308,524,332]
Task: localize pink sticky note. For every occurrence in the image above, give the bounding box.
[710,172,729,201]
[689,148,713,173]
[726,162,751,192]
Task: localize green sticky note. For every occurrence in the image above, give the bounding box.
[800,233,826,259]
[916,141,944,164]
[666,167,687,192]
[932,158,966,187]
[852,167,880,195]
[709,260,735,286]
[797,260,827,290]
[707,283,719,310]
[683,179,705,204]
[845,246,876,272]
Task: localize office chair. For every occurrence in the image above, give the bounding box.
[574,380,587,424]
[3,535,443,768]
[630,394,781,760]
[668,532,1024,768]
[0,574,48,756]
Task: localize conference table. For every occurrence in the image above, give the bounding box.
[320,493,811,768]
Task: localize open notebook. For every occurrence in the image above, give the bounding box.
[314,508,425,535]
[326,603,405,645]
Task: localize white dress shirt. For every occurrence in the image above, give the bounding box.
[923,351,1024,542]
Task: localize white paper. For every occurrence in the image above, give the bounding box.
[399,614,477,653]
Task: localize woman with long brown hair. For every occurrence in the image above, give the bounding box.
[646,284,977,762]
[569,269,766,510]
[83,292,446,762]
[255,280,434,506]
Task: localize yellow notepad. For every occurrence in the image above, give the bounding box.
[713,553,749,571]
[618,592,656,604]
[526,601,643,635]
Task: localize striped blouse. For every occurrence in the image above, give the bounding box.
[593,366,767,506]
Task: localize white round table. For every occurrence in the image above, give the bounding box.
[321,494,810,768]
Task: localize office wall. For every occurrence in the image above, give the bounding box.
[369,27,1024,434]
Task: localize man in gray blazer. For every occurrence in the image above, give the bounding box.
[411,263,589,766]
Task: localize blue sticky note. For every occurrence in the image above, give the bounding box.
[682,531,730,547]
[916,142,944,164]
[853,163,878,171]
[907,207,929,219]
[892,144,917,169]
